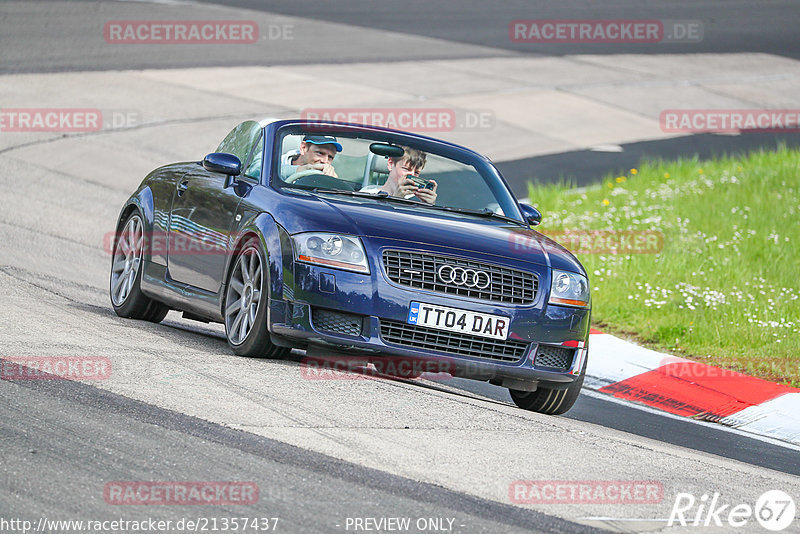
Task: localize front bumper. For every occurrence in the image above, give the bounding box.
[271,238,590,389]
[270,299,588,389]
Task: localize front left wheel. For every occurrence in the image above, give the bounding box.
[509,352,587,415]
[110,212,168,323]
[509,376,584,415]
[224,238,288,359]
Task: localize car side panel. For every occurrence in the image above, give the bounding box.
[144,163,196,266]
[166,167,243,292]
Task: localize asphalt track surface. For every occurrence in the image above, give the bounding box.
[2,1,800,532]
[496,132,800,196]
[199,0,800,59]
[5,0,800,73]
[4,0,800,194]
[2,373,597,534]
[455,378,800,477]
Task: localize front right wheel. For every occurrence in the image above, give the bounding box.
[223,238,288,359]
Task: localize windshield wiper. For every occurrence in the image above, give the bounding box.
[306,188,359,196]
[421,205,526,225]
[310,189,525,225]
[310,189,423,205]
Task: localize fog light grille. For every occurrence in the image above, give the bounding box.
[311,308,363,337]
[533,345,574,371]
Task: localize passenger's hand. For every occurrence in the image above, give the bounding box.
[414,179,437,205]
[398,177,419,198]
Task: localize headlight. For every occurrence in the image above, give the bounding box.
[548,270,590,308]
[293,232,369,274]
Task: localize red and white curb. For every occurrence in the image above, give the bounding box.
[585,329,800,446]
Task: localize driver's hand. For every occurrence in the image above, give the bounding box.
[298,163,338,178]
[414,179,437,205]
[315,163,338,178]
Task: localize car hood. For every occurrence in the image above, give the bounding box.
[276,191,586,275]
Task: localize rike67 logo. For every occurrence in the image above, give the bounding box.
[669,490,796,531]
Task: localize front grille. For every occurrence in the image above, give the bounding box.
[380,319,529,363]
[534,345,574,371]
[311,308,363,337]
[382,250,537,304]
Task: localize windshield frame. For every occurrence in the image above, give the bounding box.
[268,121,526,223]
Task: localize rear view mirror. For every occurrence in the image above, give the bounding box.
[203,152,241,176]
[369,143,405,158]
[519,204,542,226]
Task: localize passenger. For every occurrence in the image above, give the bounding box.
[280,135,342,179]
[369,146,437,205]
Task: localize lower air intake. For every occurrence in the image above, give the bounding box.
[311,308,363,337]
[533,344,574,371]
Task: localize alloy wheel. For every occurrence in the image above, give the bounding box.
[110,214,144,306]
[225,246,263,345]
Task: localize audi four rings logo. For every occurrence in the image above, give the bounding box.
[437,265,491,289]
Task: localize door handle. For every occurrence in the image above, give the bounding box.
[176,180,189,195]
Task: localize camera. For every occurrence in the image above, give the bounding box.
[407,175,434,190]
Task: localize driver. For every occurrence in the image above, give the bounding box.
[280,135,342,179]
[368,146,437,205]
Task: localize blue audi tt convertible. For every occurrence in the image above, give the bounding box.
[110,119,591,414]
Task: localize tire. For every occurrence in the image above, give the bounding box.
[509,351,587,415]
[110,212,169,323]
[223,237,289,359]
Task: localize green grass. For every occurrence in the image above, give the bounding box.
[528,147,800,386]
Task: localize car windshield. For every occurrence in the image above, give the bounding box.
[272,129,524,223]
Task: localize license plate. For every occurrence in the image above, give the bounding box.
[407,301,509,340]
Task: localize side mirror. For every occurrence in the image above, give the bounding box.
[203,152,241,176]
[519,203,542,226]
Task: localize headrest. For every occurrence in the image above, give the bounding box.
[370,155,389,174]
